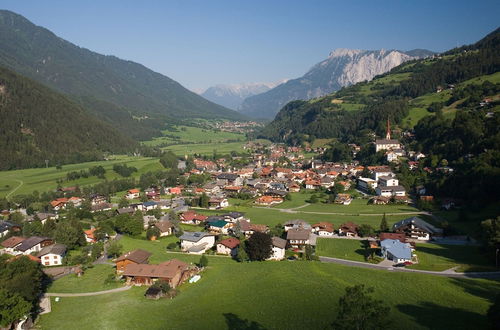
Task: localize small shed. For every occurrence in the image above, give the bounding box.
[145,287,164,300]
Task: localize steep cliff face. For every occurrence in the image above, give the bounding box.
[240,49,433,119]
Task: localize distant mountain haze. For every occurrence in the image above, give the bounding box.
[200,81,287,110]
[0,10,246,140]
[240,48,434,119]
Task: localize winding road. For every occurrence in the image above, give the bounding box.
[318,256,500,279]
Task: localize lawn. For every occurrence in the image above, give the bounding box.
[300,198,419,214]
[408,243,497,273]
[37,261,500,329]
[142,125,246,147]
[0,155,161,198]
[47,264,121,293]
[316,238,368,262]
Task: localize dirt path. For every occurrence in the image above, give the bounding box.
[6,178,23,199]
[45,285,132,297]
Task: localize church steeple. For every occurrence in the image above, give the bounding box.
[385,119,391,140]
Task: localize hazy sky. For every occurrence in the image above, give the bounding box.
[1,0,499,91]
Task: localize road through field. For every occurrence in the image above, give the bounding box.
[5,178,23,199]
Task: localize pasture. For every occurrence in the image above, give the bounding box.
[38,259,499,329]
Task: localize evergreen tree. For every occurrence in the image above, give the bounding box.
[246,232,272,261]
[380,213,389,232]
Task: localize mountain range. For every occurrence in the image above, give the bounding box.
[240,48,434,119]
[0,10,245,141]
[259,28,499,144]
[200,81,286,110]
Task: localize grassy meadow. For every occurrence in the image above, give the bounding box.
[38,259,500,329]
[0,156,161,198]
[142,125,246,147]
[47,264,121,293]
[316,238,367,262]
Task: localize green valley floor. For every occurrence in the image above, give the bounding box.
[38,259,499,329]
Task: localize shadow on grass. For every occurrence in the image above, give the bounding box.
[449,278,500,301]
[415,244,495,272]
[397,302,487,329]
[223,313,266,330]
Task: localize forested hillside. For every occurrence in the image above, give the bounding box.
[259,28,499,144]
[0,66,136,170]
[0,10,245,140]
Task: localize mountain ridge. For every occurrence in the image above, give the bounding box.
[240,48,434,119]
[0,10,246,140]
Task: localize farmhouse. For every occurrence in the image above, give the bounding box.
[126,189,140,200]
[179,232,215,254]
[268,237,287,260]
[115,249,152,273]
[123,259,190,288]
[311,222,334,236]
[216,237,240,256]
[180,211,208,225]
[155,220,175,237]
[255,195,283,206]
[1,236,26,254]
[338,222,359,237]
[286,228,312,248]
[15,236,53,255]
[37,243,66,266]
[392,217,443,241]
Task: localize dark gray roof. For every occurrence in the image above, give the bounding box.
[392,216,442,234]
[272,237,287,249]
[37,243,67,257]
[217,173,239,181]
[287,228,311,240]
[0,221,17,232]
[16,236,51,252]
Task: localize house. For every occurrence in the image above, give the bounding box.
[376,185,406,197]
[155,221,175,237]
[216,237,240,256]
[208,197,229,209]
[338,222,359,237]
[312,222,334,236]
[0,221,21,238]
[123,259,190,288]
[268,237,287,260]
[221,212,245,223]
[208,220,233,235]
[84,228,97,243]
[115,249,152,273]
[143,215,157,229]
[392,217,443,241]
[216,173,242,186]
[288,183,300,193]
[0,236,26,254]
[142,201,158,211]
[169,187,182,195]
[26,212,57,225]
[357,177,377,192]
[305,179,321,190]
[68,196,83,207]
[378,176,399,187]
[50,198,68,211]
[284,219,311,232]
[90,194,107,205]
[237,220,269,238]
[91,203,112,213]
[126,189,140,200]
[380,239,412,263]
[286,228,312,248]
[255,195,283,206]
[37,243,67,266]
[15,236,53,255]
[180,211,208,225]
[179,232,215,254]
[335,194,353,205]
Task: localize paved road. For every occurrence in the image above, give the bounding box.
[318,256,500,279]
[45,285,132,297]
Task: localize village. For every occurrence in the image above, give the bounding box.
[1,120,483,315]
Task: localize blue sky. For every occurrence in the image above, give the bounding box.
[1,0,499,91]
